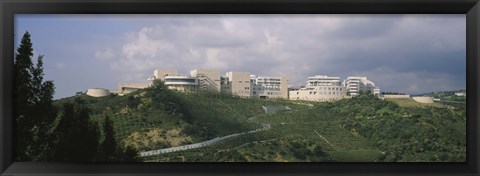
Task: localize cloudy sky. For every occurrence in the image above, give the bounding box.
[15,14,466,100]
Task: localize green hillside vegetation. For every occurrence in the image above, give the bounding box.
[385,98,445,108]
[55,80,466,162]
[419,90,466,102]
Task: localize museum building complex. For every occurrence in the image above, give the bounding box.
[95,68,380,102]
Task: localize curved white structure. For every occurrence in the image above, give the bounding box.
[86,88,110,97]
[345,76,378,96]
[412,96,434,104]
[164,75,199,92]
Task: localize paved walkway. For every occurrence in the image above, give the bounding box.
[140,123,271,157]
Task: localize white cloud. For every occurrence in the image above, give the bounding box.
[122,27,173,59]
[95,48,115,60]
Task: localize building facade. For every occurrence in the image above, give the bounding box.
[118,82,150,94]
[345,76,379,96]
[190,69,221,92]
[251,76,288,99]
[163,75,199,92]
[289,75,380,102]
[289,75,346,101]
[221,71,252,98]
[153,69,178,81]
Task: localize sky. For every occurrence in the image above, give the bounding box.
[15,14,466,100]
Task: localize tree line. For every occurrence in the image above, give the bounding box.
[14,31,141,162]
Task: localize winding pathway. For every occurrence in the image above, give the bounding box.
[140,123,271,157]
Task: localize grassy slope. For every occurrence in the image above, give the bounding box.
[55,89,466,162]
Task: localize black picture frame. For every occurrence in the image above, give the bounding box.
[1,0,479,175]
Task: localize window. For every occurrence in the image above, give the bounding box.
[239,81,242,83]
[310,92,312,95]
[296,92,299,95]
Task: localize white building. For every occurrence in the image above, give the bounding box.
[163,75,199,92]
[190,69,221,92]
[117,82,150,94]
[289,75,346,101]
[221,71,252,98]
[345,76,379,96]
[251,76,288,99]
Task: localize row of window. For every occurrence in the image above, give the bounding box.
[252,91,280,95]
[257,79,281,81]
[313,87,343,91]
[294,91,344,96]
[164,79,197,83]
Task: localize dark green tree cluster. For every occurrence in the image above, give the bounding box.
[14,31,57,161]
[52,103,100,161]
[332,95,466,162]
[15,31,142,162]
[146,80,193,123]
[96,115,142,162]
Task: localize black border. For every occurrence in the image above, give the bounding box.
[1,0,479,175]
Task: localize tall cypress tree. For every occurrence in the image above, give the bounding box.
[97,114,117,162]
[14,31,35,161]
[14,31,57,161]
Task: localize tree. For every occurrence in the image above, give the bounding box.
[96,114,143,162]
[14,31,57,161]
[97,115,117,162]
[14,31,35,161]
[53,103,100,162]
[119,145,143,162]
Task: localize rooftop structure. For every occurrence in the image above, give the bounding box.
[289,75,346,101]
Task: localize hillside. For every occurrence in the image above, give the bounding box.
[55,84,466,162]
[415,90,466,102]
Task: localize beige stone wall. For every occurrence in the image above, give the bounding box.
[226,71,251,97]
[383,94,410,98]
[154,69,178,80]
[118,82,150,94]
[190,69,221,92]
[280,76,289,99]
[86,88,110,97]
[412,96,434,104]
